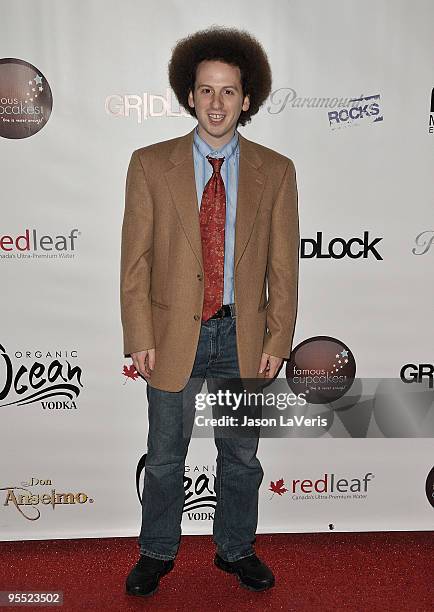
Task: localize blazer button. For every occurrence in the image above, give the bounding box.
[197,273,203,281]
[194,314,200,321]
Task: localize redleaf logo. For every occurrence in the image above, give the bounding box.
[291,472,374,493]
[268,472,375,502]
[0,229,80,259]
[269,478,288,498]
[122,364,139,384]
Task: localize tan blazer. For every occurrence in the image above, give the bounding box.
[120,127,299,392]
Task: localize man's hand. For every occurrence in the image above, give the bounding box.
[258,352,283,379]
[131,349,155,380]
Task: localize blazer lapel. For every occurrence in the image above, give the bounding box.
[164,127,266,273]
[235,133,265,269]
[165,128,203,268]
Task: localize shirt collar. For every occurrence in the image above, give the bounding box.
[193,125,239,162]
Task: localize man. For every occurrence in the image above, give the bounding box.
[121,26,299,597]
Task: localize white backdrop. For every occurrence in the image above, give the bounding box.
[1,0,433,541]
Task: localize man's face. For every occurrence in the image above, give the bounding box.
[188,60,250,148]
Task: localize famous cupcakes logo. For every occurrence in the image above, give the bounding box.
[0,58,53,139]
[286,336,356,403]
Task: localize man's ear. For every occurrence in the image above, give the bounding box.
[187,89,195,109]
[242,94,250,112]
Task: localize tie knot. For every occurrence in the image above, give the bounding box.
[207,155,225,173]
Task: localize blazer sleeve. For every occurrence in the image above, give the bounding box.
[262,159,300,359]
[120,150,155,356]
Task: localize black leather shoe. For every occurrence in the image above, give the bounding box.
[214,553,275,591]
[125,554,174,597]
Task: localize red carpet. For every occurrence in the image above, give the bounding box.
[0,532,432,611]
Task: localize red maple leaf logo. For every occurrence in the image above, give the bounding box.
[269,478,288,499]
[122,364,139,384]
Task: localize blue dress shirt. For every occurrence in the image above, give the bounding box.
[192,125,239,305]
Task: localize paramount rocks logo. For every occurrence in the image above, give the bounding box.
[328,93,383,130]
[269,472,375,502]
[266,88,356,114]
[0,58,53,139]
[412,230,434,255]
[0,476,93,520]
[0,343,83,409]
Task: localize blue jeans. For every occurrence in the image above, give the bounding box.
[138,313,264,562]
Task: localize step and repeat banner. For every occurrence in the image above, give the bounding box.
[1,0,433,541]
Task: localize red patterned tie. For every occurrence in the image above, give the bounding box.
[199,155,226,321]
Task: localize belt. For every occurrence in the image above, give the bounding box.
[208,303,236,319]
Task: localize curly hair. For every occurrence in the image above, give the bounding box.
[168,25,272,127]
